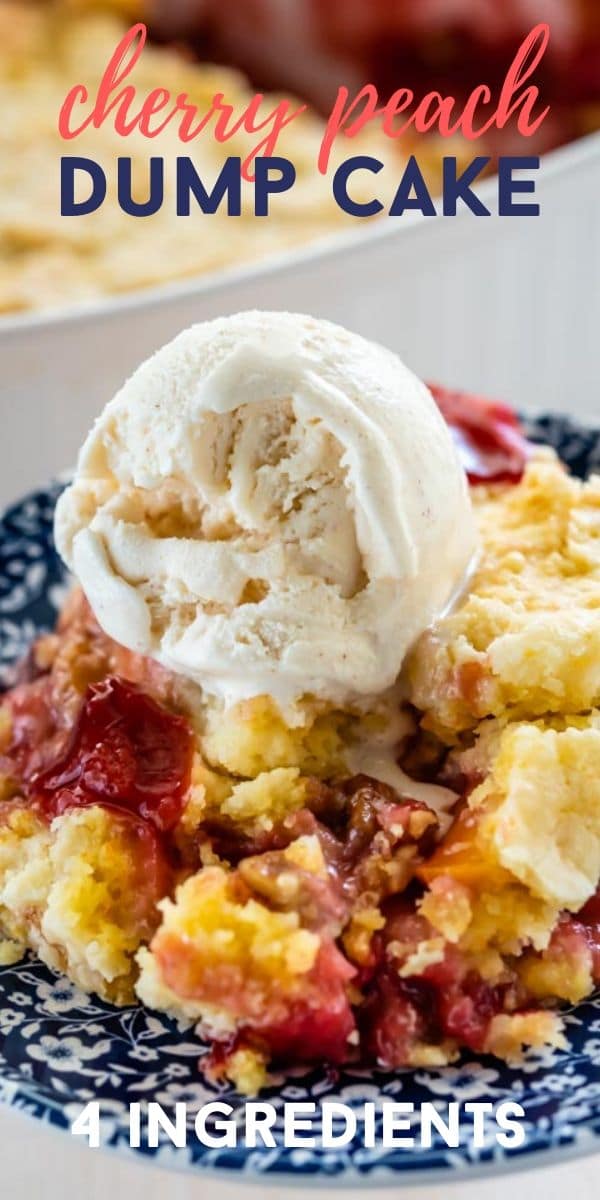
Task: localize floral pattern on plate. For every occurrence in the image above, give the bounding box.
[0,414,599,1182]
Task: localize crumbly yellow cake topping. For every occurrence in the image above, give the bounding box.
[136,861,321,1029]
[476,716,600,910]
[483,1012,567,1062]
[198,694,349,779]
[180,756,309,842]
[419,711,600,977]
[0,804,159,1001]
[408,456,600,740]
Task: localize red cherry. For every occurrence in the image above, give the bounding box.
[29,676,194,833]
[429,382,531,484]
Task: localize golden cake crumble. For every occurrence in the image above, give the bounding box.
[0,0,459,315]
[407,455,600,741]
[1,416,599,1091]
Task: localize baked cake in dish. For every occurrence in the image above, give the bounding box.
[0,1,455,315]
[0,315,598,1095]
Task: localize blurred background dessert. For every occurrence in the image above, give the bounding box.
[150,0,600,153]
[0,0,597,316]
[0,0,386,314]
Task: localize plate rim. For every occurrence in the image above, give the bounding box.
[1,411,599,1184]
[3,1086,600,1190]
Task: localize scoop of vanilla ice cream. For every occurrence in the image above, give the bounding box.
[55,311,476,709]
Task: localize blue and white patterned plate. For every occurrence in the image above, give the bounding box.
[1,414,600,1186]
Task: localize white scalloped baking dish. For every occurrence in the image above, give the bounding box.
[1,133,598,509]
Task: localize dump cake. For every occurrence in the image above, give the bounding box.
[0,0,349,313]
[1,312,599,1095]
[0,0,455,315]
